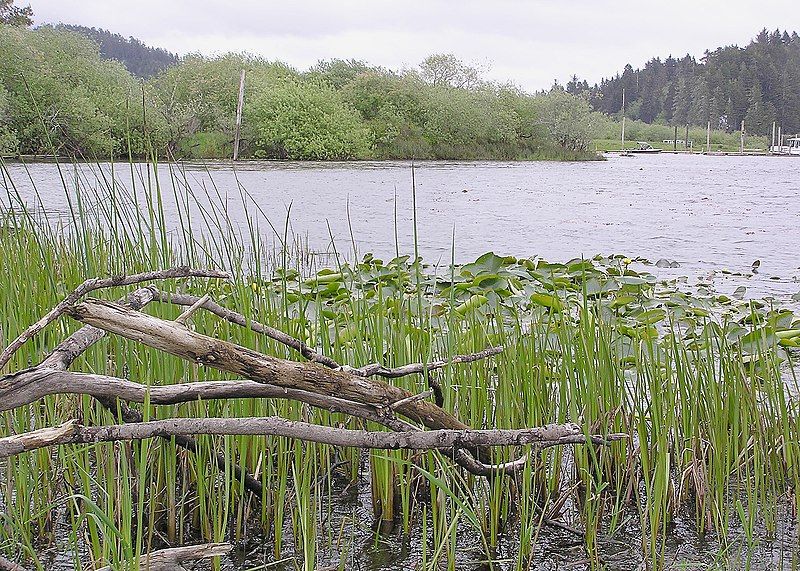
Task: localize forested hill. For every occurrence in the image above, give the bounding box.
[61,24,177,78]
[569,29,800,135]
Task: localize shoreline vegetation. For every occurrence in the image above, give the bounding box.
[0,24,603,162]
[1,160,799,569]
[0,22,780,163]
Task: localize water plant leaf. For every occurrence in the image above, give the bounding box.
[455,294,489,315]
[530,292,564,312]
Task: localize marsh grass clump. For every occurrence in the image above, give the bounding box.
[0,160,799,570]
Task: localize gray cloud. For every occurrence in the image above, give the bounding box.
[28,0,797,91]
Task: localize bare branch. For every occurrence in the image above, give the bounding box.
[31,286,263,495]
[152,290,504,378]
[0,267,230,370]
[0,368,413,432]
[345,345,505,378]
[152,289,340,368]
[66,299,471,432]
[0,556,27,571]
[0,418,626,459]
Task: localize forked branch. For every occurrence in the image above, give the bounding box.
[0,267,229,370]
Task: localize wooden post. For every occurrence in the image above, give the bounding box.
[621,88,626,151]
[772,121,777,149]
[673,125,677,151]
[740,120,745,154]
[778,126,782,152]
[685,123,690,152]
[233,69,246,161]
[706,121,711,154]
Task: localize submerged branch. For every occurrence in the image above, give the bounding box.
[94,542,232,571]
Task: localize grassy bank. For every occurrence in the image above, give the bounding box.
[593,120,771,153]
[0,160,798,570]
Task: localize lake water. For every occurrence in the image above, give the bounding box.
[3,153,799,305]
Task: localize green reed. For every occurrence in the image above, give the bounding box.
[0,158,799,570]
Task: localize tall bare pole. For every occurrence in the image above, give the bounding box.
[772,121,777,149]
[706,121,711,154]
[740,120,745,154]
[620,88,626,151]
[233,69,246,161]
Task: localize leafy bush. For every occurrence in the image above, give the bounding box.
[0,24,166,156]
[248,78,372,160]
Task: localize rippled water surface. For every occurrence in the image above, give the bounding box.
[4,154,798,303]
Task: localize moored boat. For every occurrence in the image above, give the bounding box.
[771,136,800,156]
[628,142,662,154]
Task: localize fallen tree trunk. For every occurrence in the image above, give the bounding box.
[66,299,470,431]
[0,418,623,459]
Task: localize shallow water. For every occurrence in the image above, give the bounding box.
[3,154,799,305]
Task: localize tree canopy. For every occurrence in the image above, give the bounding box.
[0,0,32,27]
[0,27,596,160]
[61,25,178,78]
[577,29,800,135]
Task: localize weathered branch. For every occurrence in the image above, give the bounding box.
[66,299,470,432]
[40,287,157,370]
[0,368,414,432]
[344,345,505,378]
[0,556,26,571]
[94,542,231,571]
[152,290,503,378]
[0,418,626,459]
[0,267,229,370]
[152,289,340,368]
[19,286,263,495]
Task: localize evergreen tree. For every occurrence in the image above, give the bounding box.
[0,0,32,26]
[582,29,800,134]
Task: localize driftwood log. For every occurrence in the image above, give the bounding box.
[0,418,608,458]
[66,298,471,431]
[94,542,232,571]
[0,268,628,568]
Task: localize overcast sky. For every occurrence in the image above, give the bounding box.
[28,0,797,92]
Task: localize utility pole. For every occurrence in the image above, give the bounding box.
[673,125,677,152]
[233,69,246,161]
[706,121,711,154]
[685,123,690,152]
